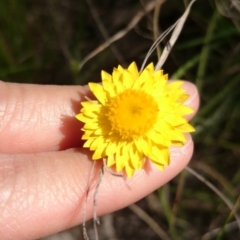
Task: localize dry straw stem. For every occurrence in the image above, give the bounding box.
[190,161,237,197]
[77,0,159,71]
[152,0,166,58]
[141,0,197,71]
[100,215,118,240]
[169,170,187,237]
[129,203,171,240]
[196,10,221,93]
[93,166,104,240]
[202,197,240,240]
[85,0,125,65]
[82,161,97,240]
[202,220,239,240]
[47,1,72,63]
[185,166,240,232]
[154,0,197,70]
[215,0,240,31]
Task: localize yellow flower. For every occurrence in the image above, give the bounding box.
[76,62,195,177]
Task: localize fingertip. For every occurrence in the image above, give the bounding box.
[182,81,199,120]
[95,135,194,217]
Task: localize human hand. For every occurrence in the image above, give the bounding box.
[0,80,199,240]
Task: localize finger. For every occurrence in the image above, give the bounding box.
[0,136,193,240]
[182,81,199,120]
[0,81,90,153]
[0,81,199,154]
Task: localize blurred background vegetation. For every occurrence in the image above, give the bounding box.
[1,0,240,239]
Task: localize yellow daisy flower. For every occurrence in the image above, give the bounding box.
[76,62,195,177]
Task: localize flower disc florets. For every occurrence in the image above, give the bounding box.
[76,62,195,177]
[107,89,159,140]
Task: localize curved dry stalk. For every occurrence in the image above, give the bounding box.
[190,161,237,197]
[78,0,158,71]
[93,165,104,240]
[185,166,240,231]
[101,215,118,240]
[82,161,97,240]
[140,21,177,71]
[201,221,239,240]
[129,203,171,240]
[170,170,187,233]
[85,0,125,65]
[141,0,197,71]
[153,0,166,58]
[155,0,197,70]
[215,0,240,31]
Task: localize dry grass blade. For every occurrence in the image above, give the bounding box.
[215,0,240,17]
[201,221,239,240]
[93,166,104,240]
[140,21,177,71]
[169,171,186,235]
[78,0,158,71]
[185,166,240,232]
[129,203,171,240]
[155,0,197,70]
[82,161,97,240]
[215,0,240,30]
[191,161,237,197]
[153,0,166,58]
[85,0,125,65]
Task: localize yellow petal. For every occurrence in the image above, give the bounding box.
[153,71,167,88]
[166,81,183,90]
[82,131,94,140]
[141,77,154,93]
[76,113,95,123]
[93,128,103,135]
[107,155,115,167]
[89,82,107,105]
[145,62,154,72]
[122,70,135,88]
[115,155,125,172]
[151,146,169,165]
[179,94,189,103]
[129,145,142,169]
[112,68,122,85]
[164,115,187,126]
[92,147,105,159]
[133,64,153,88]
[117,64,124,72]
[81,101,99,108]
[101,70,111,81]
[125,164,135,177]
[156,121,186,142]
[174,105,194,115]
[83,137,95,148]
[147,130,171,147]
[81,109,99,119]
[105,142,118,156]
[115,143,126,172]
[102,78,115,97]
[127,62,139,79]
[152,162,165,171]
[171,141,184,146]
[134,137,151,156]
[90,136,105,150]
[84,121,99,130]
[177,123,195,132]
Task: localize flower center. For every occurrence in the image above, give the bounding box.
[107,89,158,139]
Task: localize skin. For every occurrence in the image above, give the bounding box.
[0,80,199,240]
